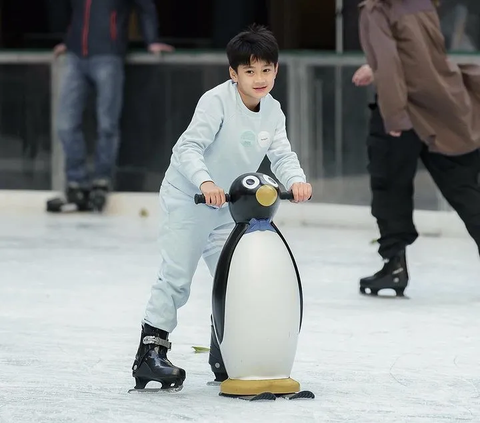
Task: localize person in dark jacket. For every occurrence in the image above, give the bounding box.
[47,0,173,213]
[353,0,480,297]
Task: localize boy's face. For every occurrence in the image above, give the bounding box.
[229,58,278,110]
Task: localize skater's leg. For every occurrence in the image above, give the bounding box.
[47,54,91,212]
[360,103,422,295]
[89,55,124,184]
[367,104,422,259]
[88,55,124,211]
[202,218,235,381]
[143,184,222,333]
[133,183,224,389]
[422,148,480,254]
[56,53,90,186]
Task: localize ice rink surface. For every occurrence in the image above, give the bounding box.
[1,212,479,423]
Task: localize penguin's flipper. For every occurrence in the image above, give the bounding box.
[270,222,304,331]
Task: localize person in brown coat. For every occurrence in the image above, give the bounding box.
[354,0,480,296]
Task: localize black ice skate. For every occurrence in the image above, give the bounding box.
[46,183,92,213]
[359,250,408,297]
[89,179,109,212]
[130,324,186,393]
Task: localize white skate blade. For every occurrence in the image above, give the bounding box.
[128,385,183,394]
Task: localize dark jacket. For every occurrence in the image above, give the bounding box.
[359,0,480,155]
[63,0,160,57]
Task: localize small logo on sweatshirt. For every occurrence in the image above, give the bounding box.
[240,130,256,147]
[257,131,271,148]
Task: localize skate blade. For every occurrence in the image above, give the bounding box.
[90,201,106,213]
[360,287,408,298]
[46,202,79,213]
[46,203,94,213]
[128,385,183,394]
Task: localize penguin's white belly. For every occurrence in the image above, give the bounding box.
[220,230,301,380]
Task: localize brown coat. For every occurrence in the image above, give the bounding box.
[359,0,480,155]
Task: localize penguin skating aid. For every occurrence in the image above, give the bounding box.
[195,172,314,401]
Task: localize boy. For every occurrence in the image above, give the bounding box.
[131,25,312,390]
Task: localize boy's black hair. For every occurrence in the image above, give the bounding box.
[226,24,279,71]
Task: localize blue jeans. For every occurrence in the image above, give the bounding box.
[57,53,124,186]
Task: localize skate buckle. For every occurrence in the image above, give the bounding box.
[142,336,171,350]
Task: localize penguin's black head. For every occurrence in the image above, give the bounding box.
[228,172,280,223]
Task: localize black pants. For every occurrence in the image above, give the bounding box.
[367,103,480,259]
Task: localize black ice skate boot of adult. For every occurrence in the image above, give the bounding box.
[208,319,228,384]
[89,179,109,212]
[46,183,92,213]
[131,324,186,392]
[359,250,408,297]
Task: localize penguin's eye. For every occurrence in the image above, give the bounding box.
[242,175,260,189]
[262,174,279,188]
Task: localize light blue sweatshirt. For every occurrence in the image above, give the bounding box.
[164,80,306,196]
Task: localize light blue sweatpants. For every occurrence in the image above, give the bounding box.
[143,181,234,333]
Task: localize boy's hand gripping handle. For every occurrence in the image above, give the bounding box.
[194,191,295,204]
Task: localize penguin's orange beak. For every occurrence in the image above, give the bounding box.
[255,185,278,207]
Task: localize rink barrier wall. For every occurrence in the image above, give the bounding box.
[3,52,480,214]
[1,190,468,239]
